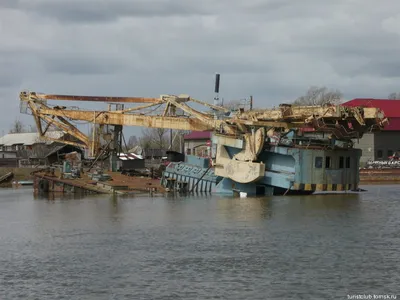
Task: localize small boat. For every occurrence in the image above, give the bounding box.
[12,180,34,186]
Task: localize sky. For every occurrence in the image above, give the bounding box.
[1,0,400,137]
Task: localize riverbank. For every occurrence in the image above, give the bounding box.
[359,168,400,183]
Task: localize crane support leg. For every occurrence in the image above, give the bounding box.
[110,125,123,172]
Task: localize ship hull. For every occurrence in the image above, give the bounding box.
[161,145,362,196]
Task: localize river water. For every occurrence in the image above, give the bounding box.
[0,186,399,299]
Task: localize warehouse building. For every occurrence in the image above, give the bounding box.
[0,131,82,167]
[343,99,400,165]
[183,131,211,157]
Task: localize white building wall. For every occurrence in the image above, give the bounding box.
[184,139,209,156]
[353,133,375,166]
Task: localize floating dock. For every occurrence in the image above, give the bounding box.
[33,170,164,195]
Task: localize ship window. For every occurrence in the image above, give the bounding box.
[377,150,383,159]
[339,156,344,168]
[388,149,394,157]
[346,157,351,168]
[315,156,323,168]
[325,156,331,168]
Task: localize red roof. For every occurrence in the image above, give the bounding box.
[343,99,400,118]
[184,131,211,140]
[343,98,400,131]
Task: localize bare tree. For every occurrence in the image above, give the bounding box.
[28,125,38,133]
[123,135,138,151]
[139,128,169,149]
[170,130,189,152]
[9,119,26,134]
[138,135,153,150]
[293,86,343,106]
[128,135,138,146]
[388,92,400,100]
[222,100,242,110]
[154,128,168,149]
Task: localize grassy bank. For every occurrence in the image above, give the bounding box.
[0,168,35,187]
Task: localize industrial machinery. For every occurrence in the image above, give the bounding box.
[19,83,388,196]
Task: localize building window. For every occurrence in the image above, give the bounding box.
[187,148,191,155]
[339,156,344,168]
[377,150,383,159]
[315,156,323,168]
[346,157,351,168]
[325,156,331,168]
[388,150,394,157]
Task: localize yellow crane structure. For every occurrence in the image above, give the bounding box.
[19,90,387,185]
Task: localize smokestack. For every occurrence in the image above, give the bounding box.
[214,73,220,107]
[214,73,220,93]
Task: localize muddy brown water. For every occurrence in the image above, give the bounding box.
[0,186,399,299]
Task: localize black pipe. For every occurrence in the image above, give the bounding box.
[214,74,220,93]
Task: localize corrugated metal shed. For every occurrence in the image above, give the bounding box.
[0,131,65,146]
[143,148,167,157]
[118,153,144,160]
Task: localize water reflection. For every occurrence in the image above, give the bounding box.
[295,193,361,210]
[216,196,273,221]
[33,192,89,201]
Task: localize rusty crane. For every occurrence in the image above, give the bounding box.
[19,90,387,183]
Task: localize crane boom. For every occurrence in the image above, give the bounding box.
[20,91,163,103]
[37,108,216,131]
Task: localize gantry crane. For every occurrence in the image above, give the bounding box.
[19,90,387,182]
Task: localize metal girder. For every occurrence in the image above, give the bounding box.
[167,98,236,134]
[234,105,386,123]
[119,102,163,113]
[20,91,163,104]
[38,136,87,149]
[36,108,215,131]
[42,116,55,135]
[189,98,230,113]
[38,114,90,146]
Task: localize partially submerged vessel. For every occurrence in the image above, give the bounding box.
[162,104,388,196]
[19,82,388,196]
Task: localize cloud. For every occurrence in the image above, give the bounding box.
[1,0,400,134]
[10,0,214,23]
[42,53,127,75]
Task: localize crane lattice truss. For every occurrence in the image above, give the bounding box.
[19,90,388,158]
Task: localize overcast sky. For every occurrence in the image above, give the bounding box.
[1,0,400,136]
